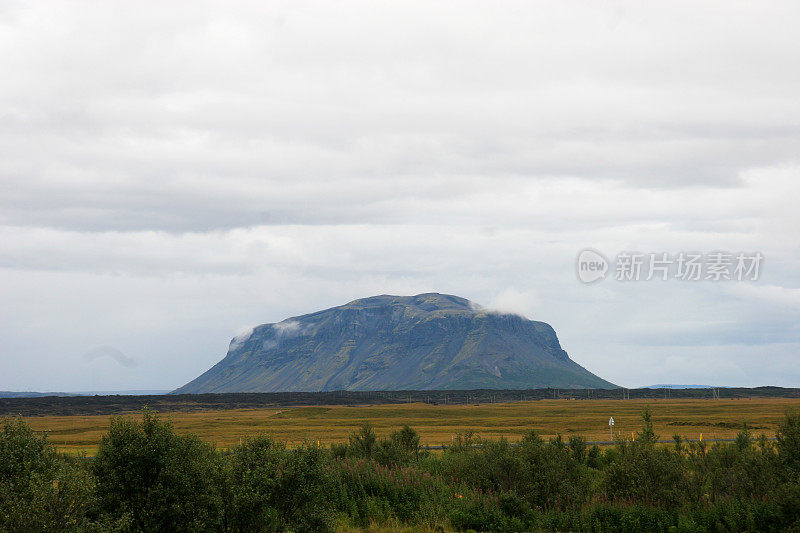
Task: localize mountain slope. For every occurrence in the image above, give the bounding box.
[173,293,615,393]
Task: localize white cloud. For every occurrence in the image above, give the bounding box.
[229,326,254,350]
[482,289,541,319]
[273,320,301,337]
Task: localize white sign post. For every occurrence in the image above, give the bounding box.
[608,416,615,440]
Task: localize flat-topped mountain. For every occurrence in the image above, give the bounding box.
[173,293,615,393]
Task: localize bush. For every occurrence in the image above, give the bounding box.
[437,436,522,494]
[433,430,590,512]
[92,408,221,532]
[273,443,336,532]
[602,411,688,507]
[569,435,588,464]
[348,422,377,458]
[374,425,422,467]
[776,410,800,481]
[515,431,591,509]
[331,457,452,527]
[220,435,284,532]
[3,411,800,532]
[705,437,777,500]
[0,418,96,532]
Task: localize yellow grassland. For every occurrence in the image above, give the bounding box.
[15,397,800,455]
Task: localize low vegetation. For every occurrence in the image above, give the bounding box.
[2,408,800,531]
[21,397,800,455]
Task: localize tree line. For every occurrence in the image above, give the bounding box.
[1,408,799,532]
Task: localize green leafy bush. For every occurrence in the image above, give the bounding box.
[602,411,689,507]
[0,418,96,532]
[2,411,800,532]
[776,410,800,481]
[92,408,221,532]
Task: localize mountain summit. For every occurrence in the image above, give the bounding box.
[173,293,615,393]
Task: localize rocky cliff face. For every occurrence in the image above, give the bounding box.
[173,293,615,393]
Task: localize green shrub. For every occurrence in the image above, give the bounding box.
[220,435,284,532]
[332,457,452,527]
[776,410,800,481]
[372,425,422,467]
[274,443,336,532]
[3,412,800,532]
[348,421,378,458]
[569,435,588,464]
[437,437,522,495]
[516,431,591,509]
[0,418,96,532]
[220,436,335,532]
[602,411,688,507]
[705,439,777,501]
[92,408,221,532]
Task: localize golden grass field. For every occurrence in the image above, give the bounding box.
[18,397,800,455]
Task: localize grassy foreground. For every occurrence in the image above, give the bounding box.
[3,407,800,531]
[21,397,800,454]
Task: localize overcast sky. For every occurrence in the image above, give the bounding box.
[1,1,799,392]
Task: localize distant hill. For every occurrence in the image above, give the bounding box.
[0,391,78,398]
[174,293,615,393]
[0,390,169,398]
[642,385,717,389]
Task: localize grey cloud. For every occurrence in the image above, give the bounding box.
[622,321,800,348]
[1,3,800,232]
[1,1,799,390]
